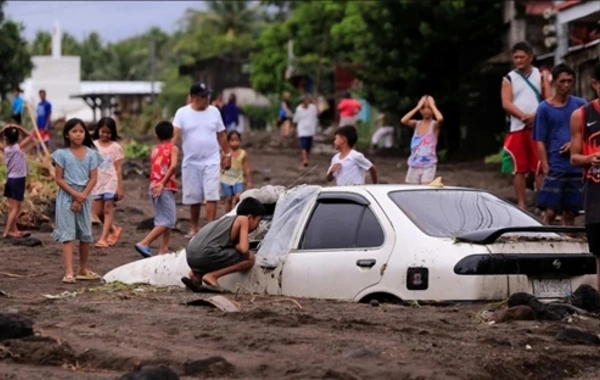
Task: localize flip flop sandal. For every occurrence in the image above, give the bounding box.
[184,232,197,239]
[107,226,122,246]
[94,240,109,249]
[62,276,76,284]
[134,244,152,258]
[76,271,101,281]
[16,232,31,238]
[181,277,203,293]
[200,282,226,294]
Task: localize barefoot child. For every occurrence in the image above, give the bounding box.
[400,95,444,184]
[52,118,103,284]
[91,117,124,248]
[221,131,252,213]
[0,125,34,238]
[327,126,377,185]
[182,197,266,292]
[134,121,179,258]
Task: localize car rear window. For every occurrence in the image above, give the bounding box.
[388,189,541,238]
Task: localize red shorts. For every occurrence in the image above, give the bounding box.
[502,128,539,174]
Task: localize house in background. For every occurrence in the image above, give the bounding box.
[554,0,600,100]
[21,21,163,123]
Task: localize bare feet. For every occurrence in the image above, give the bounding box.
[201,274,218,287]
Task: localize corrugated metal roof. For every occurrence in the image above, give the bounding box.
[73,81,164,96]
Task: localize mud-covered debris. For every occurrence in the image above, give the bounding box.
[507,292,565,321]
[186,296,240,312]
[571,284,600,313]
[2,237,43,247]
[0,313,34,341]
[184,356,237,377]
[39,223,53,233]
[120,365,180,380]
[370,299,380,307]
[556,327,600,345]
[1,336,75,365]
[493,306,535,323]
[136,218,155,231]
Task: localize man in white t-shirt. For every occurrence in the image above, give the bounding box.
[501,41,551,209]
[173,83,232,237]
[293,95,319,167]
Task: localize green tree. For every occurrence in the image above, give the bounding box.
[0,1,32,98]
[331,0,505,157]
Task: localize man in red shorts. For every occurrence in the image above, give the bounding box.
[501,41,550,209]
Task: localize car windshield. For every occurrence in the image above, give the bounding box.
[388,189,542,238]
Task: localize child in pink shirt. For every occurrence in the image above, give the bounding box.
[337,92,362,126]
[91,117,124,248]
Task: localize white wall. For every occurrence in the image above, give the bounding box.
[22,56,93,122]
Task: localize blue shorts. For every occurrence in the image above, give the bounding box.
[299,136,313,152]
[221,183,244,198]
[4,177,26,202]
[93,193,116,201]
[537,171,583,214]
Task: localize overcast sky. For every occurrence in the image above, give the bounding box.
[5,1,206,42]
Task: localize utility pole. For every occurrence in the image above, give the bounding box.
[150,40,156,103]
[553,0,568,65]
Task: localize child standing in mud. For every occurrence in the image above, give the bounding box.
[91,117,124,248]
[134,121,179,258]
[327,125,378,185]
[52,118,103,284]
[0,124,34,239]
[400,95,444,185]
[182,197,266,292]
[220,131,252,213]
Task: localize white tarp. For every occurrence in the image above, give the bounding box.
[256,185,321,267]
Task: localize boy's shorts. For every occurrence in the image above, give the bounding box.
[4,177,26,202]
[502,129,539,174]
[93,193,116,201]
[586,223,600,257]
[187,246,250,275]
[537,171,583,214]
[299,136,313,152]
[406,166,436,185]
[11,114,22,125]
[221,183,244,198]
[151,189,176,229]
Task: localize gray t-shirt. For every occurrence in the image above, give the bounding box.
[4,144,28,178]
[187,215,236,259]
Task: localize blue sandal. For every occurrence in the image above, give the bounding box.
[134,244,152,258]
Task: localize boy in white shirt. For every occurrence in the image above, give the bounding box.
[293,95,319,167]
[327,125,378,186]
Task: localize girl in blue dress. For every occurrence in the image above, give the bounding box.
[52,118,103,284]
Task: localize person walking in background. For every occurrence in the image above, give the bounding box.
[293,94,319,168]
[221,131,252,213]
[173,83,232,238]
[501,41,551,209]
[569,60,600,291]
[36,90,52,147]
[91,117,124,248]
[223,93,241,132]
[11,88,23,125]
[278,91,294,138]
[135,121,179,258]
[533,64,586,226]
[0,124,34,239]
[337,92,362,127]
[51,118,103,284]
[211,93,225,123]
[401,95,443,185]
[371,112,395,151]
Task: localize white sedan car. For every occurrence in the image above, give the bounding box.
[104,185,596,302]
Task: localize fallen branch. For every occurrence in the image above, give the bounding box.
[0,272,47,279]
[271,297,303,309]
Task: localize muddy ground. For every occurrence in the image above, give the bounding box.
[0,132,598,379]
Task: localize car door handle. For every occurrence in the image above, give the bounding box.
[356,259,376,268]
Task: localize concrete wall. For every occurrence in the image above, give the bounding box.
[22,56,93,122]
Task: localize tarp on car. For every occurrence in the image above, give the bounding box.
[252,185,321,268]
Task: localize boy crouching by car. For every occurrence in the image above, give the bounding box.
[181,197,266,292]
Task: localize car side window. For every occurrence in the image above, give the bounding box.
[300,201,384,250]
